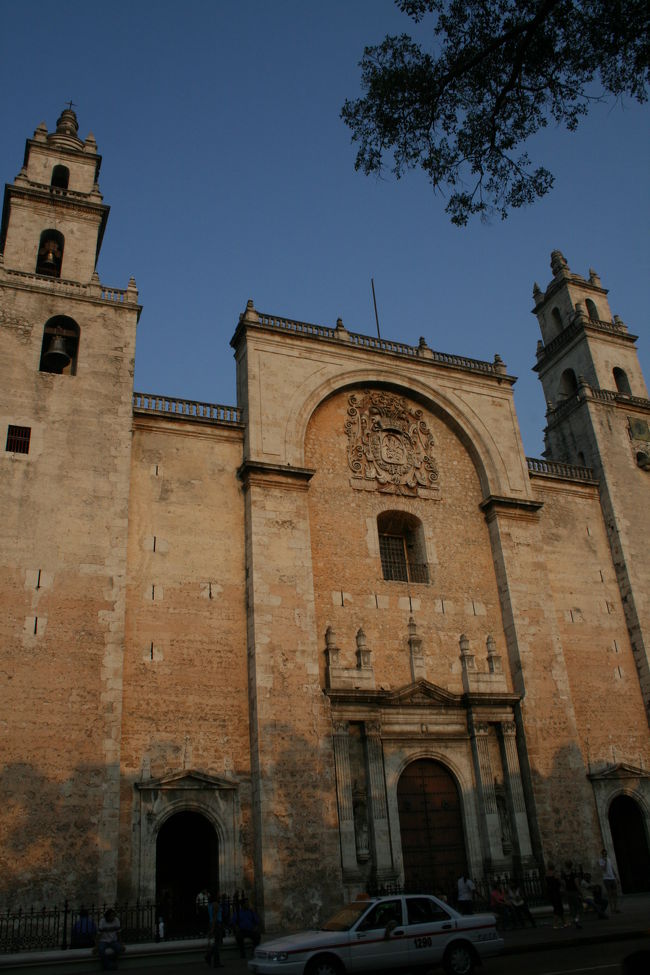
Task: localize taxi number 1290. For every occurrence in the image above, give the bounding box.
[414,936,432,949]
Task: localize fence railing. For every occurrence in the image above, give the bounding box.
[0,893,247,954]
[368,871,546,911]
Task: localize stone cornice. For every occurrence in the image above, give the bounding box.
[135,769,238,791]
[0,268,142,320]
[237,459,315,489]
[534,316,638,373]
[588,761,648,781]
[479,495,544,519]
[326,678,519,710]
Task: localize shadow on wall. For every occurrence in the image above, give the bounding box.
[0,761,104,905]
[1,734,649,917]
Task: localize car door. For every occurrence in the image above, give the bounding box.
[404,895,457,967]
[348,898,409,971]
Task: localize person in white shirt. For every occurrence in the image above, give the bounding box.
[599,848,620,913]
[457,874,476,915]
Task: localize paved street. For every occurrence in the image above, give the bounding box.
[3,895,648,975]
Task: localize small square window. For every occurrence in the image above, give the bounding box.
[6,425,31,454]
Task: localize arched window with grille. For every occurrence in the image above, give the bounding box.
[377,510,429,584]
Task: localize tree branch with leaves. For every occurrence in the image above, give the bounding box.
[341,0,649,224]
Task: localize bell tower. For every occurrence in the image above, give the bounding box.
[532,251,650,723]
[0,108,140,903]
[1,106,109,283]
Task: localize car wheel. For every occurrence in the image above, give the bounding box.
[443,940,476,975]
[305,955,344,975]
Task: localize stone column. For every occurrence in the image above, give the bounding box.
[332,720,360,879]
[364,721,395,882]
[468,715,502,868]
[499,721,534,863]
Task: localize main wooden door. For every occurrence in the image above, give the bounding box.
[397,759,467,899]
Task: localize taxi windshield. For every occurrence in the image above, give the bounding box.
[321,901,375,931]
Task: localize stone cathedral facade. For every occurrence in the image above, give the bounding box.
[1,109,649,930]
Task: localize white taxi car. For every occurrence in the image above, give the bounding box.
[248,893,503,975]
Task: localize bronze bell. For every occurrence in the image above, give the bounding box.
[38,238,61,275]
[42,332,70,373]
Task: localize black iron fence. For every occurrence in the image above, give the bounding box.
[0,893,247,954]
[368,871,547,911]
[3,875,553,954]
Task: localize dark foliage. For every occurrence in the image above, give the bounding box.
[341,1,649,224]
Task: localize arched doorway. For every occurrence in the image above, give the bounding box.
[609,795,650,893]
[156,811,219,934]
[397,759,467,899]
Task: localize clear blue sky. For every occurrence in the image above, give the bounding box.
[2,0,648,457]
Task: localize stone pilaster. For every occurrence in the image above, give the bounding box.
[499,721,534,863]
[468,715,502,868]
[364,721,394,881]
[332,720,359,879]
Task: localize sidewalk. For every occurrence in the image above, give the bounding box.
[501,892,650,956]
[1,895,648,972]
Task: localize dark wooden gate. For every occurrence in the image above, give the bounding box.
[397,759,467,899]
[609,794,650,893]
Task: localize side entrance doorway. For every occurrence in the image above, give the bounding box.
[397,758,467,901]
[156,811,219,935]
[609,794,650,893]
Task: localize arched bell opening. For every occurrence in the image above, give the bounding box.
[39,316,79,375]
[557,368,578,401]
[36,229,64,277]
[155,810,220,937]
[608,794,650,893]
[51,165,69,190]
[397,758,468,899]
[549,307,563,339]
[613,367,632,396]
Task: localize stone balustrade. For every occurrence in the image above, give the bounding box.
[133,392,242,425]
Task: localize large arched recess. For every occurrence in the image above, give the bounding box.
[156,810,219,934]
[608,793,650,893]
[283,367,527,503]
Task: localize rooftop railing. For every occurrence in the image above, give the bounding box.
[255,312,504,376]
[133,392,242,425]
[527,457,596,481]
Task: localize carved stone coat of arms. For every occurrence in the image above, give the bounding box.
[345,391,439,497]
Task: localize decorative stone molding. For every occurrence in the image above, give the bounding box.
[345,391,440,497]
[324,626,375,690]
[134,770,239,901]
[461,635,508,693]
[408,616,426,682]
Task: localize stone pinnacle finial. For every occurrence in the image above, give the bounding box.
[588,268,601,286]
[550,250,568,276]
[240,299,260,326]
[56,106,79,137]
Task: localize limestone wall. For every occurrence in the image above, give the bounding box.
[120,416,250,897]
[0,280,137,904]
